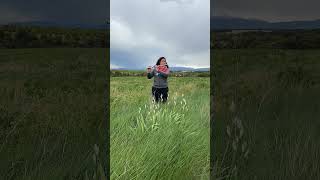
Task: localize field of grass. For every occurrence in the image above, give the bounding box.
[212,49,320,179]
[110,76,210,179]
[0,48,108,179]
[2,47,320,180]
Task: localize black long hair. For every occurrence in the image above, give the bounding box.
[156,57,169,68]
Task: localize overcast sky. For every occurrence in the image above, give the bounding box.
[1,0,319,24]
[110,0,210,69]
[212,0,320,22]
[0,0,108,24]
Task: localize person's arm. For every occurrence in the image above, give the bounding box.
[158,68,170,78]
[147,68,155,79]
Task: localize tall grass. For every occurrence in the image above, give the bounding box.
[0,48,108,179]
[212,49,320,179]
[111,77,210,179]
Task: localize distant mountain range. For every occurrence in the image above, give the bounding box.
[112,66,210,72]
[7,21,110,30]
[211,16,320,30]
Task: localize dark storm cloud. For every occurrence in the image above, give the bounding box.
[212,0,320,22]
[0,0,109,24]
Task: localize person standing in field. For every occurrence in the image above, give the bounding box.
[147,57,170,103]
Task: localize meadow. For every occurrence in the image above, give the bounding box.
[0,48,108,179]
[2,46,320,180]
[212,49,320,179]
[110,76,210,179]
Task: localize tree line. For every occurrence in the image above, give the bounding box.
[111,70,209,77]
[6,26,319,49]
[211,30,320,49]
[0,25,108,48]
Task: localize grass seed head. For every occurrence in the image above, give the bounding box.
[232,140,237,151]
[94,144,99,155]
[92,153,97,165]
[244,149,250,159]
[242,142,247,153]
[230,101,236,113]
[227,125,231,137]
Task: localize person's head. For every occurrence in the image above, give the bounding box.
[156,57,169,68]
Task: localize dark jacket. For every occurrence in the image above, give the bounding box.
[147,67,170,88]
